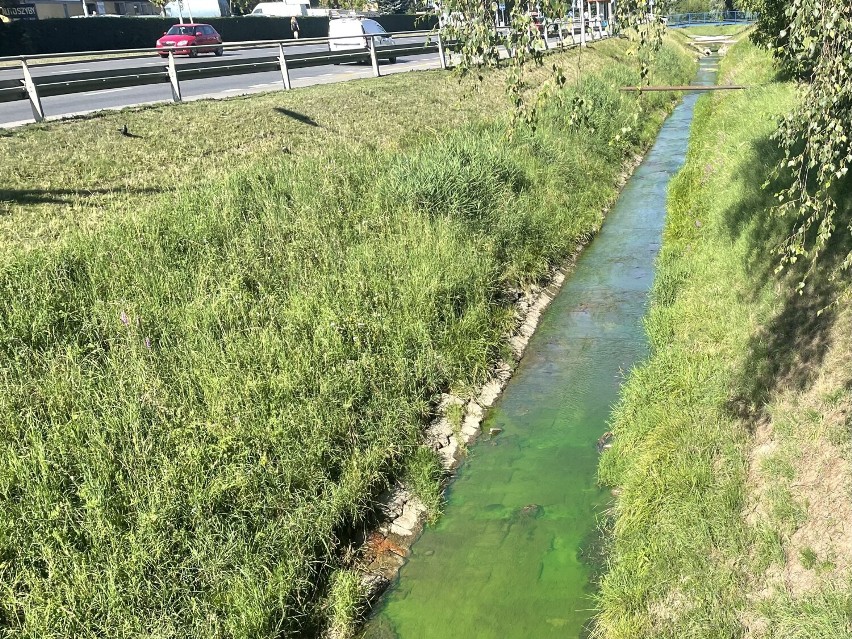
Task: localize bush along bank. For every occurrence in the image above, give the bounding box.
[596,38,852,638]
[0,41,694,638]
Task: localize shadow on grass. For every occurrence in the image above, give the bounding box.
[720,134,792,295]
[732,274,839,417]
[274,107,320,127]
[0,186,166,209]
[722,131,852,415]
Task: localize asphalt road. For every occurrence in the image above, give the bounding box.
[0,37,439,128]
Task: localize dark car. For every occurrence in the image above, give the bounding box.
[156,23,223,58]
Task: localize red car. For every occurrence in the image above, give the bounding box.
[156,23,224,58]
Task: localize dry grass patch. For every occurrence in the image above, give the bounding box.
[745,305,852,620]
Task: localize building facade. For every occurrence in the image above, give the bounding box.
[1,0,161,19]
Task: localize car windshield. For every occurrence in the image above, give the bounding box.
[167,26,198,36]
[362,20,387,34]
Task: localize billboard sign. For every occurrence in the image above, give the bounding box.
[1,3,38,19]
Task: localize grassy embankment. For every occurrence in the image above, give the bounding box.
[597,38,852,638]
[0,39,695,637]
[0,41,678,252]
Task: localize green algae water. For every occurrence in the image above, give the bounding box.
[364,59,718,639]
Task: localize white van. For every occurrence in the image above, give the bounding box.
[164,0,230,18]
[328,18,396,60]
[250,2,307,17]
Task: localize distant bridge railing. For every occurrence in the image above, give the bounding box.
[665,10,757,27]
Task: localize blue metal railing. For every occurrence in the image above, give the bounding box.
[665,10,757,26]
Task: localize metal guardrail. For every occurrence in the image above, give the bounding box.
[665,10,757,26]
[0,25,607,125]
[0,31,446,123]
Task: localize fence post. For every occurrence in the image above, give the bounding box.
[167,51,182,103]
[278,43,291,90]
[369,34,380,77]
[436,33,447,69]
[20,59,44,123]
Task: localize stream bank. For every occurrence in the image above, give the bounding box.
[597,38,852,639]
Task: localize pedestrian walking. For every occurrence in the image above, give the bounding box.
[290,16,300,39]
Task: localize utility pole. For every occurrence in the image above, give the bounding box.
[608,0,614,35]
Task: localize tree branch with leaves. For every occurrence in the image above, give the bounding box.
[743,0,852,292]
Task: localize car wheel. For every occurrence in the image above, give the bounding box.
[214,46,224,56]
[389,57,397,64]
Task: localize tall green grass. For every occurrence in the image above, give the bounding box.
[0,43,694,637]
[596,39,851,638]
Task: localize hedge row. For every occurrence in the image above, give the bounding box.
[0,14,437,56]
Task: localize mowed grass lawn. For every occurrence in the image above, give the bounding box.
[0,39,695,637]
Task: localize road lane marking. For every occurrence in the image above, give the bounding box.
[88,87,136,96]
[54,67,92,74]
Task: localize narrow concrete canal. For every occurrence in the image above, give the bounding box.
[364,58,718,639]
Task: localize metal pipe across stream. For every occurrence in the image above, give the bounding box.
[362,56,720,639]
